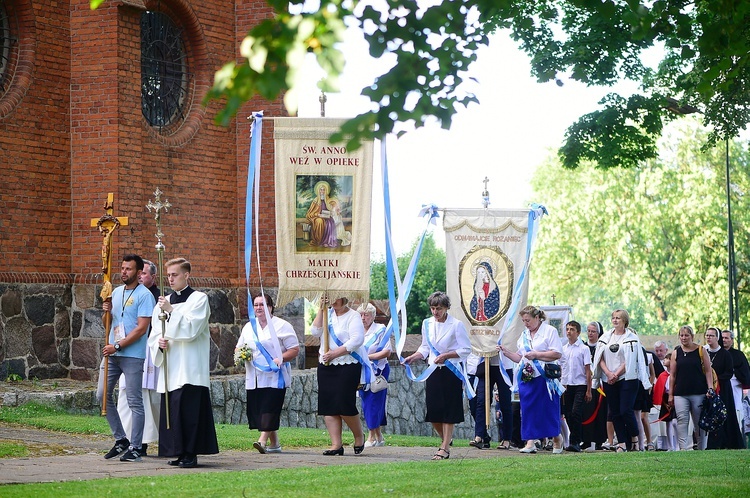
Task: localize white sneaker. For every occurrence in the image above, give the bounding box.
[374,440,385,447]
[519,446,537,454]
[364,440,377,448]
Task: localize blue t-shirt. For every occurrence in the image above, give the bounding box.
[110,284,156,359]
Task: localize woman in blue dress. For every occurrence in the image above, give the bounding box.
[499,305,564,454]
[357,303,391,447]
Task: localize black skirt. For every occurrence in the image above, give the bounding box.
[247,387,287,432]
[635,383,653,412]
[317,363,360,416]
[158,384,219,457]
[425,366,464,424]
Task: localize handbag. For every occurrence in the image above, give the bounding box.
[543,363,561,380]
[699,392,727,433]
[370,374,388,393]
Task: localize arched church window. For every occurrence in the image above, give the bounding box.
[141,9,191,131]
[0,0,18,98]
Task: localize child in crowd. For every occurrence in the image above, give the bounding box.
[652,353,678,450]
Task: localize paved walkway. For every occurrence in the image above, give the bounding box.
[0,424,516,485]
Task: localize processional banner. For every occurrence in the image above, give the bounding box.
[273,118,374,307]
[539,305,574,339]
[444,208,535,356]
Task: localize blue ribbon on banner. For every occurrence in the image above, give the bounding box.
[496,204,547,387]
[380,140,444,381]
[326,309,373,385]
[245,111,263,316]
[243,112,283,387]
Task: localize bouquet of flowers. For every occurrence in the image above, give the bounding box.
[521,362,535,383]
[234,345,252,366]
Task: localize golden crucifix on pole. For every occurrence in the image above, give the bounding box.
[91,193,129,416]
[147,187,172,428]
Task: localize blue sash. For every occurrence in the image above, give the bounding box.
[327,309,374,385]
[520,329,565,399]
[248,317,285,389]
[419,318,475,400]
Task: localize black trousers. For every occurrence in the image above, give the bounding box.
[562,384,587,447]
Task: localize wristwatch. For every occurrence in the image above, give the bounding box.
[114,342,121,352]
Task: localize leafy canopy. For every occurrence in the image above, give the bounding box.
[529,121,750,345]
[90,1,750,166]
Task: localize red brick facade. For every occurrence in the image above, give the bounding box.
[0,0,284,286]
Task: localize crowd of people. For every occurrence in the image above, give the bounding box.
[98,263,749,465]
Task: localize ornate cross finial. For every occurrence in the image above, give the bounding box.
[482,176,490,209]
[319,89,327,117]
[146,187,171,243]
[551,293,557,305]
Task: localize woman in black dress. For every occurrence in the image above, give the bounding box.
[704,327,744,449]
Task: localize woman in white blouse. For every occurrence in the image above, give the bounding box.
[591,309,651,452]
[404,291,471,460]
[357,303,392,447]
[311,296,368,456]
[499,305,564,454]
[236,294,299,454]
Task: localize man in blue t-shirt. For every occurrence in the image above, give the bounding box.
[97,254,156,463]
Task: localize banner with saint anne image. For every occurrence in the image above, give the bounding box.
[274,118,374,307]
[444,209,536,356]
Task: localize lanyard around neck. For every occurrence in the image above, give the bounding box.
[121,287,137,318]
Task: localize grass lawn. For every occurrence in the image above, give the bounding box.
[0,441,27,458]
[1,403,749,497]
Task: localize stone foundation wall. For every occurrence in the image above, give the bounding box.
[0,283,306,382]
[0,365,482,440]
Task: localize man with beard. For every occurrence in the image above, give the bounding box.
[99,254,156,462]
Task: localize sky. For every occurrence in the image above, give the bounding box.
[294,26,635,257]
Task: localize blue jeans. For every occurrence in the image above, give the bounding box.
[97,356,145,448]
[603,379,639,448]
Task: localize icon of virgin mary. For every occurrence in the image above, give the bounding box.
[469,261,501,322]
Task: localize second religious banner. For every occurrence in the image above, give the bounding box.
[443,208,534,356]
[273,118,374,307]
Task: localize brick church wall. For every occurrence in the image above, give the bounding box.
[0,0,72,272]
[0,0,295,380]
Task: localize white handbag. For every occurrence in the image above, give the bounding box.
[370,374,388,393]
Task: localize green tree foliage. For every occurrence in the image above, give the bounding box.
[528,122,750,346]
[92,1,750,162]
[370,233,446,334]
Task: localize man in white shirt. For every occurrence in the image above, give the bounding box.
[560,321,592,452]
